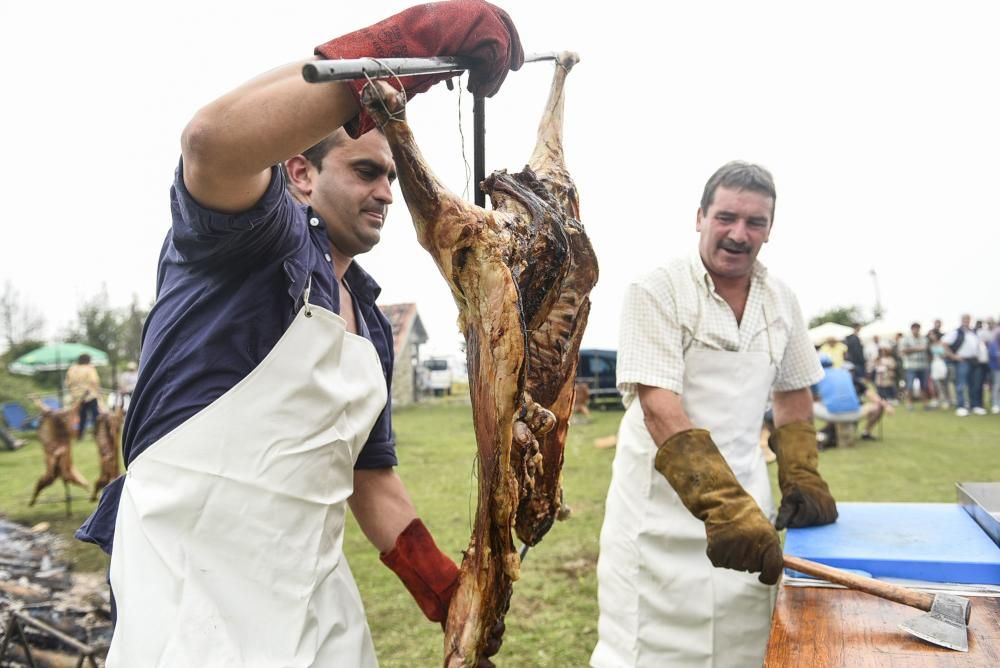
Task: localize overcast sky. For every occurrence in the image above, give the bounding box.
[2,1,997,356]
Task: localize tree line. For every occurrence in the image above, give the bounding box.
[1,281,150,401]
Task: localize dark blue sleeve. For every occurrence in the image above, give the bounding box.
[354,306,398,470]
[169,159,294,264]
[76,476,124,555]
[354,400,398,470]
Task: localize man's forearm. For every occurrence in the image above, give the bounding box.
[637,384,694,445]
[349,468,418,553]
[772,388,814,427]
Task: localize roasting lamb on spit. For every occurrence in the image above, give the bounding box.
[362,51,597,667]
[29,399,89,506]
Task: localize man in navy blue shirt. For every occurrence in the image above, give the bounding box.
[78,3,522,665]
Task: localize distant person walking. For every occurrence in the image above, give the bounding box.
[972,321,991,413]
[943,314,981,416]
[899,322,929,410]
[117,361,139,411]
[864,335,882,380]
[818,336,848,368]
[844,323,867,381]
[65,354,102,438]
[927,319,944,342]
[927,330,953,408]
[988,330,1000,414]
[872,347,898,402]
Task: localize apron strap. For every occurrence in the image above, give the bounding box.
[303,275,313,318]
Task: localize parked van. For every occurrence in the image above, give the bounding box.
[576,348,621,406]
[420,358,454,396]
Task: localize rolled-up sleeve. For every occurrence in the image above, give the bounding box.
[354,405,398,470]
[169,159,292,264]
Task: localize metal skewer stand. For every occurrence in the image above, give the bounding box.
[303,53,559,208]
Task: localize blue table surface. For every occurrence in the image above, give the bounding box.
[784,502,1000,585]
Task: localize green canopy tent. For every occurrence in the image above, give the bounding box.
[8,342,109,406]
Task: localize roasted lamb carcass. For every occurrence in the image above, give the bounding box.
[362,51,596,667]
[28,400,89,506]
[91,405,124,501]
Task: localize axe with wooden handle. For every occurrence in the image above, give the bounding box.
[783,554,972,652]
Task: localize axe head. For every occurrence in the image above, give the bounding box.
[899,593,970,652]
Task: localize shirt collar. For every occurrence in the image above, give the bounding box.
[304,206,382,306]
[344,260,381,305]
[687,252,768,297]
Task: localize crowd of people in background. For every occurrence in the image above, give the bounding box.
[819,314,1000,418]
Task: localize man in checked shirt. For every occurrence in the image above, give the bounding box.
[592,162,838,668]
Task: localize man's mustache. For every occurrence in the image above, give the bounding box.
[718,240,751,253]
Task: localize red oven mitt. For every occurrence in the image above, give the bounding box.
[315,0,523,136]
[380,518,460,623]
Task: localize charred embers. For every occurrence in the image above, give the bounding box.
[0,518,111,667]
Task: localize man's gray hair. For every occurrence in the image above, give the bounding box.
[700,161,777,219]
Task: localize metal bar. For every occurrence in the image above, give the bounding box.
[0,614,13,662]
[302,51,563,209]
[0,614,38,668]
[473,96,485,208]
[523,51,560,63]
[303,52,561,84]
[303,57,474,83]
[12,610,97,656]
[956,482,1000,547]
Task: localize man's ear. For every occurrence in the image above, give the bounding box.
[695,208,704,232]
[284,155,314,199]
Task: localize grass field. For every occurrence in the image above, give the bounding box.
[2,402,998,666]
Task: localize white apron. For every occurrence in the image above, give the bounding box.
[593,347,777,668]
[106,293,387,668]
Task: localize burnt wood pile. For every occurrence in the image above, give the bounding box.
[0,517,111,667]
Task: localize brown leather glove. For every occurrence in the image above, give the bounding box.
[771,421,838,530]
[655,429,783,585]
[380,518,460,623]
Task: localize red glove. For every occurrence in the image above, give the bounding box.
[380,518,460,623]
[316,0,523,135]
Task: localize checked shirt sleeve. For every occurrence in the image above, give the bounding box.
[617,272,686,406]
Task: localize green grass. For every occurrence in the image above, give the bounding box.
[0,429,113,573]
[2,404,998,665]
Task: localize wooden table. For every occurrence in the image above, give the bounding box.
[765,585,1000,667]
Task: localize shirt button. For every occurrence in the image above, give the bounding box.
[324,253,331,262]
[309,217,320,227]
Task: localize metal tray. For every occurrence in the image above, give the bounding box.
[957,482,1000,547]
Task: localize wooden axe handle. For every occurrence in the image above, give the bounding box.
[783,555,936,612]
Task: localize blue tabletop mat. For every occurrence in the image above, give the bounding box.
[784,502,1000,585]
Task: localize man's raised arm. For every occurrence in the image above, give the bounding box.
[181,0,522,214]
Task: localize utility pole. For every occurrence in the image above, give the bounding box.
[869,268,884,320]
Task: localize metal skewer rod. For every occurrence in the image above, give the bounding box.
[302,52,560,84]
[302,56,475,83]
[474,96,485,208]
[301,52,563,207]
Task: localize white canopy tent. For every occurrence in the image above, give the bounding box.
[858,319,920,341]
[807,322,854,346]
